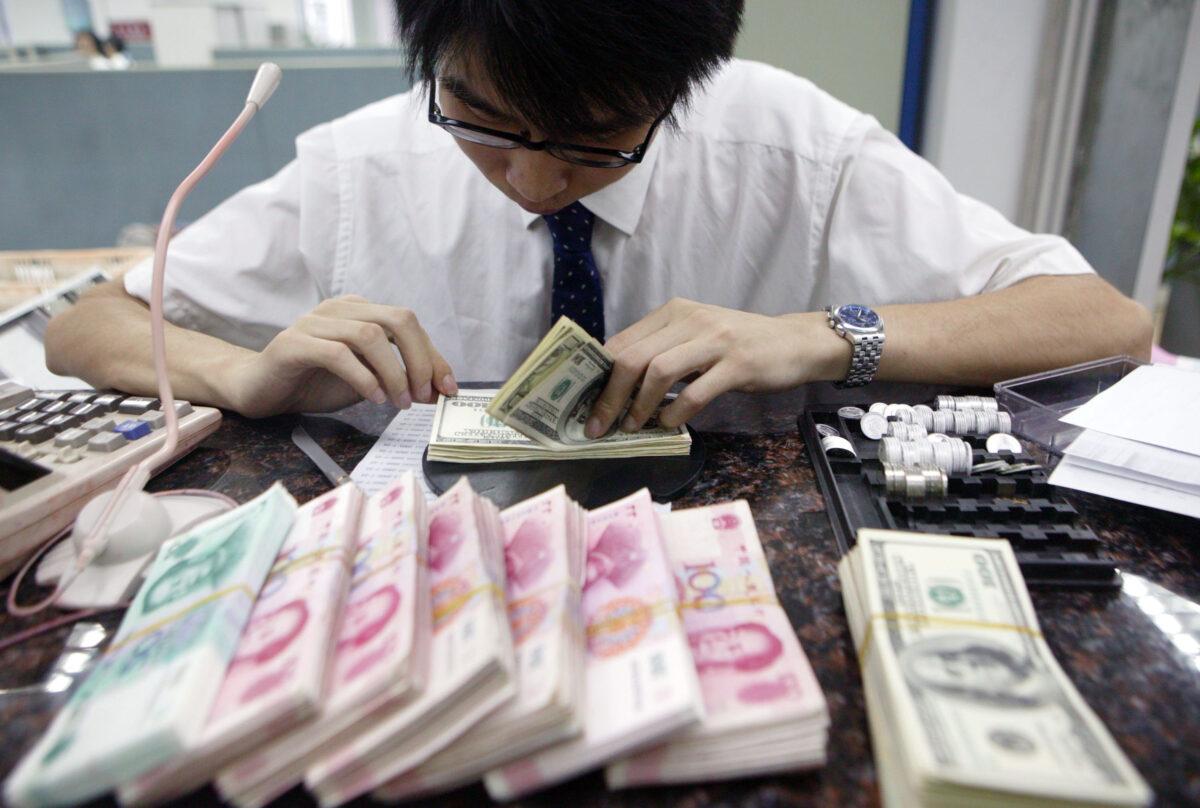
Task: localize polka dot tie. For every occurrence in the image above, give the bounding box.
[544,202,605,342]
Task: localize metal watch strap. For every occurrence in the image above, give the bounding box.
[841,332,885,387]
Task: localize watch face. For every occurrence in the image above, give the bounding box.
[837,304,880,329]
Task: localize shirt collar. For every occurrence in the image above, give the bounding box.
[516,132,662,237]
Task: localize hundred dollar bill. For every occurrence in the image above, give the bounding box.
[117,484,362,807]
[4,484,297,808]
[374,484,588,801]
[484,488,704,801]
[483,316,691,453]
[429,389,690,463]
[840,529,1151,808]
[607,500,828,788]
[214,474,428,808]
[304,477,516,808]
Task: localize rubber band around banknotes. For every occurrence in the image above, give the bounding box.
[432,581,505,625]
[677,593,779,611]
[106,583,257,655]
[268,545,353,577]
[856,611,1044,668]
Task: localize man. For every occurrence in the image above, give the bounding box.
[46,0,1151,437]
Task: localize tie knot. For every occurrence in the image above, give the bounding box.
[542,203,595,253]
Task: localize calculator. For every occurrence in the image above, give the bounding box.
[0,381,221,580]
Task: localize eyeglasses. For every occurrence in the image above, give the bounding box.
[427,84,667,169]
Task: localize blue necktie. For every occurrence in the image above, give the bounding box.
[544,203,605,342]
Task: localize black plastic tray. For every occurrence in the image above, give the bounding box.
[801,406,1120,589]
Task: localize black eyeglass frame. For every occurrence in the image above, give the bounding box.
[427,85,669,169]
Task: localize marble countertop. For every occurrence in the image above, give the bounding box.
[2,383,1198,807]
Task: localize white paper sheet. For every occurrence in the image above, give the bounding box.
[350,403,438,500]
[1049,456,1200,519]
[1061,365,1200,456]
[1065,429,1200,493]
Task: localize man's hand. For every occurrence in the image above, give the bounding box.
[585,299,848,437]
[225,295,458,417]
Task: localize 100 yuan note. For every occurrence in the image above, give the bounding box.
[4,485,297,808]
[845,529,1151,807]
[607,500,827,787]
[484,488,704,800]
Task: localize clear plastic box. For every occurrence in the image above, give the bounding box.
[992,355,1147,456]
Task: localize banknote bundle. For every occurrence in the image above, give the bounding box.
[607,500,829,788]
[424,316,691,463]
[5,485,297,808]
[214,474,428,808]
[428,389,691,463]
[840,529,1152,808]
[374,484,588,801]
[304,477,516,807]
[485,488,705,800]
[118,484,362,807]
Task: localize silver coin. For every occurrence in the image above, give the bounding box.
[816,423,841,438]
[860,412,888,440]
[820,435,857,457]
[998,462,1042,475]
[837,406,866,420]
[868,402,888,415]
[971,459,1010,474]
[927,432,951,443]
[985,433,1023,454]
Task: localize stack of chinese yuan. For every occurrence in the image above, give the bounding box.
[484,489,707,801]
[5,485,298,808]
[304,476,516,807]
[607,500,829,787]
[214,473,428,807]
[374,484,588,801]
[118,484,362,807]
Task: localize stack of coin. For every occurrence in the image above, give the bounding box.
[879,436,972,474]
[886,422,927,441]
[946,409,1012,435]
[935,394,999,412]
[881,462,948,501]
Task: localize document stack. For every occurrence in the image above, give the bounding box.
[840,528,1151,808]
[1047,365,1200,519]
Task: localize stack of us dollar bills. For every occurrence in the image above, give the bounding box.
[427,317,691,463]
[839,529,1152,808]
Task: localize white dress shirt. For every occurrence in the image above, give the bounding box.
[125,58,1093,381]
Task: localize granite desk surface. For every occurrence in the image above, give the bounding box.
[2,383,1198,807]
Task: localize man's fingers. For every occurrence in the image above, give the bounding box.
[284,333,387,405]
[297,315,411,408]
[428,341,458,397]
[658,362,738,428]
[588,322,694,437]
[622,341,713,431]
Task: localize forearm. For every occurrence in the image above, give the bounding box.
[44,280,252,409]
[782,274,1152,388]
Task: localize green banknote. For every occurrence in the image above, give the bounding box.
[4,484,297,808]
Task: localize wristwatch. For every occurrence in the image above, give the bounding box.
[825,304,885,387]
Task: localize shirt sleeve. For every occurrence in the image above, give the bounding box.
[123,124,339,351]
[822,118,1095,306]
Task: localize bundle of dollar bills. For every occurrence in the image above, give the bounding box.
[607,500,829,787]
[839,529,1152,808]
[304,477,516,807]
[215,473,429,808]
[484,488,705,800]
[4,485,297,808]
[426,317,691,463]
[374,484,588,801]
[118,484,362,807]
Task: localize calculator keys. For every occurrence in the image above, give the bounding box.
[44,414,82,430]
[91,394,123,411]
[41,400,70,414]
[118,397,158,415]
[87,431,127,452]
[15,424,54,444]
[16,399,42,412]
[169,400,193,417]
[139,410,167,430]
[82,416,116,433]
[70,403,106,418]
[0,381,32,409]
[54,427,91,448]
[33,390,69,402]
[67,392,97,404]
[0,407,22,422]
[16,411,46,425]
[114,420,151,440]
[0,421,19,440]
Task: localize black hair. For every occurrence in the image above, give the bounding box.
[394,0,744,140]
[75,29,103,51]
[106,34,127,53]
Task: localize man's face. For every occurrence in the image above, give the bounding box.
[436,63,654,215]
